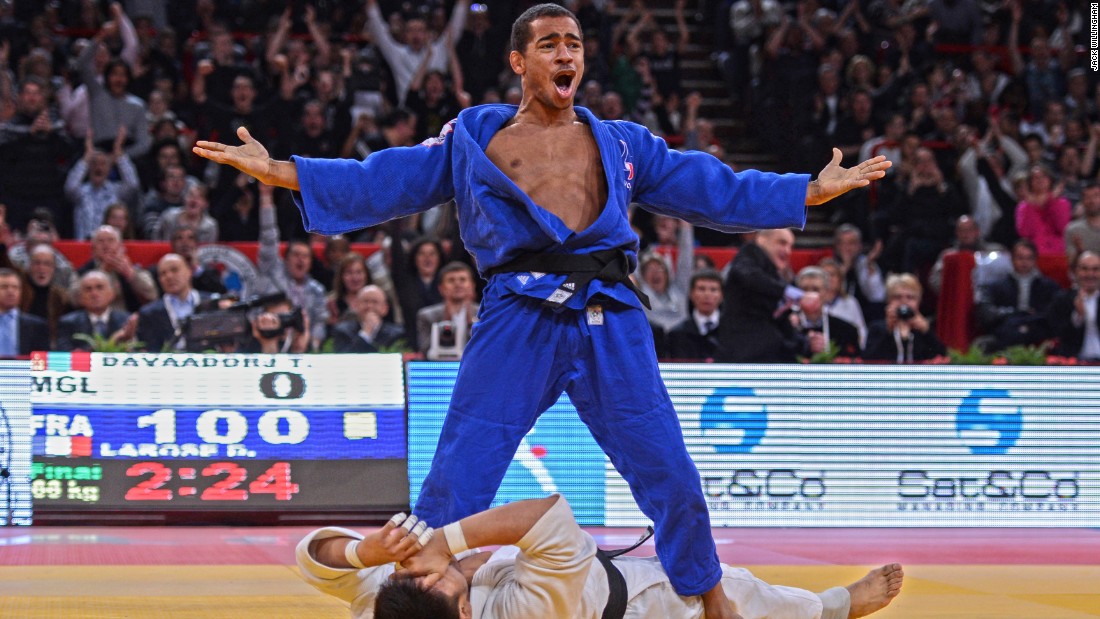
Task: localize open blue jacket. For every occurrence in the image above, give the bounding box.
[293,104,810,310]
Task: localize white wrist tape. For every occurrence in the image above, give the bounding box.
[344,539,367,569]
[442,522,468,557]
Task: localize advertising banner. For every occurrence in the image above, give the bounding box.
[408,363,1100,526]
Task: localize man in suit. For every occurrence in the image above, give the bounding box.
[333,285,406,353]
[793,266,862,357]
[667,269,724,360]
[975,239,1061,351]
[0,267,51,355]
[57,270,136,351]
[148,224,227,295]
[1047,251,1100,360]
[718,229,805,363]
[416,262,480,359]
[138,253,208,352]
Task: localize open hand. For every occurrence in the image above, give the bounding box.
[806,148,891,205]
[194,127,274,184]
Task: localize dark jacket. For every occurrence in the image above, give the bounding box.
[331,320,407,353]
[12,312,51,355]
[1047,288,1100,359]
[667,316,724,360]
[975,271,1062,348]
[137,293,211,352]
[56,309,132,351]
[717,243,800,363]
[862,320,946,362]
[798,313,862,357]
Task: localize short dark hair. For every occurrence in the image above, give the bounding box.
[103,58,133,84]
[284,239,313,261]
[690,268,723,290]
[1012,238,1038,257]
[510,3,581,52]
[381,107,414,129]
[374,578,461,619]
[438,260,474,280]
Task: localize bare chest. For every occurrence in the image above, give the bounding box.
[485,124,608,232]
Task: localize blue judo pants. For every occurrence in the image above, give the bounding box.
[414,280,723,596]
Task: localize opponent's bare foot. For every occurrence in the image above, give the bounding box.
[846,563,904,618]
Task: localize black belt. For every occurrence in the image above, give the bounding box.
[595,525,654,619]
[486,249,652,309]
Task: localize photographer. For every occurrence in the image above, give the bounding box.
[249,297,311,354]
[862,274,946,363]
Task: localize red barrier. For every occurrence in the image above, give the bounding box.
[53,240,382,269]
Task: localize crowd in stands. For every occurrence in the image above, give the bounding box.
[0,0,1099,362]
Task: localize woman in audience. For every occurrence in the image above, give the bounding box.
[1016,165,1072,255]
[326,252,372,328]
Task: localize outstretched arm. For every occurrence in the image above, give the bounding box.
[193,126,300,190]
[805,148,891,206]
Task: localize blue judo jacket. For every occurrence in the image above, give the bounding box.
[293,104,810,309]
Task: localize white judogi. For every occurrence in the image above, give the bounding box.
[296,497,850,618]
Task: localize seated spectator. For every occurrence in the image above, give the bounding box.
[138,254,209,352]
[1065,183,1100,262]
[667,269,725,360]
[817,258,868,347]
[64,131,140,240]
[332,285,406,353]
[140,163,188,238]
[831,224,886,322]
[151,224,226,295]
[0,268,50,356]
[416,261,479,360]
[1016,165,1071,255]
[56,270,135,352]
[21,245,71,345]
[103,202,136,240]
[5,210,77,291]
[929,215,1005,294]
[153,183,219,243]
[863,274,947,363]
[390,233,445,337]
[718,228,803,363]
[975,239,1061,351]
[326,252,372,329]
[638,217,693,333]
[76,225,157,313]
[1047,251,1100,361]
[793,266,861,357]
[255,183,329,347]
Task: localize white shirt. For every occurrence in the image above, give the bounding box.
[693,309,720,335]
[295,496,846,619]
[1079,290,1100,360]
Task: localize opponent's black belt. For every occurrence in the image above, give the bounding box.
[595,525,654,619]
[486,248,652,309]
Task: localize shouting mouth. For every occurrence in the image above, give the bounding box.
[553,71,575,98]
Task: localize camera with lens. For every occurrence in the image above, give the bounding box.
[176,292,288,351]
[428,319,468,361]
[895,304,916,321]
[256,306,306,340]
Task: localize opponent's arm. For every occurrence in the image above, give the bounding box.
[398,495,562,587]
[193,126,300,190]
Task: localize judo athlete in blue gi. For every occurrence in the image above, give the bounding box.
[194,5,890,616]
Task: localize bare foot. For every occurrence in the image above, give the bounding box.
[846,563,904,618]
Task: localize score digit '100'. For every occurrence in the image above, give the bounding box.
[125,461,300,501]
[138,409,310,445]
